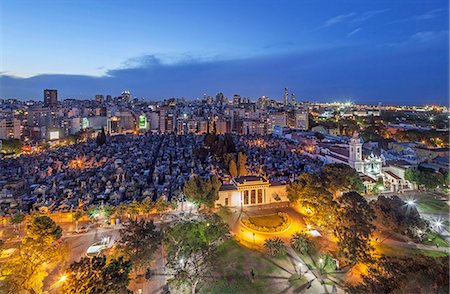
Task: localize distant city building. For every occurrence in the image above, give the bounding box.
[43,89,58,107]
[0,118,21,139]
[283,88,289,106]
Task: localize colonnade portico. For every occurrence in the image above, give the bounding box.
[217,175,290,208]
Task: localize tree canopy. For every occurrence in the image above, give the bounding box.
[349,255,449,294]
[370,196,428,240]
[164,216,229,293]
[63,256,132,294]
[405,168,445,190]
[321,163,365,196]
[26,215,63,244]
[183,175,221,207]
[286,173,336,228]
[117,219,161,271]
[0,216,65,293]
[96,128,107,146]
[334,192,375,264]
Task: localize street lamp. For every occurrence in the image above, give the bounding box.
[406,199,416,207]
[59,275,67,283]
[433,219,443,232]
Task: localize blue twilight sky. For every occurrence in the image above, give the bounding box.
[0,0,448,105]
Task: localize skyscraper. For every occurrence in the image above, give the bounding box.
[43,89,58,107]
[291,93,296,106]
[283,88,289,106]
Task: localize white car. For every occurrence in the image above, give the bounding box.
[86,237,110,257]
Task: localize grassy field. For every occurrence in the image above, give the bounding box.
[247,214,284,228]
[444,221,450,232]
[375,243,450,258]
[422,231,449,248]
[417,198,450,213]
[200,239,308,293]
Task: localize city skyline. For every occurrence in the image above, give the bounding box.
[1,0,449,104]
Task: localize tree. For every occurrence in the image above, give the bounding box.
[229,159,238,178]
[117,219,161,271]
[62,256,132,294]
[237,152,248,176]
[264,237,285,256]
[154,197,170,215]
[290,232,314,255]
[96,127,107,146]
[10,212,25,237]
[287,173,337,228]
[321,163,365,197]
[370,196,428,240]
[26,215,62,244]
[0,216,65,293]
[164,217,229,294]
[71,209,83,232]
[405,168,445,190]
[349,255,449,294]
[183,175,221,208]
[0,138,23,154]
[140,197,155,217]
[334,192,375,264]
[127,199,142,219]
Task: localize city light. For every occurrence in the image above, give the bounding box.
[59,275,67,283]
[405,199,416,207]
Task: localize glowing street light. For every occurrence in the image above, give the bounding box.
[433,219,443,231]
[405,199,416,207]
[59,275,67,283]
[306,224,312,230]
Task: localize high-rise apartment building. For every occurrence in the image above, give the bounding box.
[43,89,58,107]
[283,88,289,106]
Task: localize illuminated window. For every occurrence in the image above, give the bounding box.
[251,190,256,204]
[225,198,229,206]
[244,191,249,205]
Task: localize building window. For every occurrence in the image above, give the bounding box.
[257,189,263,203]
[225,198,229,206]
[251,190,256,204]
[244,191,249,205]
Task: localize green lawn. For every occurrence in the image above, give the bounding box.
[247,214,284,228]
[444,221,450,232]
[200,239,308,293]
[376,243,450,258]
[417,198,450,214]
[423,232,449,248]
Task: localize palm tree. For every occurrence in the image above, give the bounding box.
[264,237,285,256]
[290,232,314,255]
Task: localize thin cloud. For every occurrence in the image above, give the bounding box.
[347,28,362,38]
[351,9,389,22]
[410,30,448,42]
[392,8,447,23]
[317,9,387,29]
[323,12,356,27]
[415,8,446,20]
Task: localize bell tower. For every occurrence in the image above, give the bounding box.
[348,132,363,172]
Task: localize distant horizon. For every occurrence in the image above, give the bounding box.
[1,0,448,105]
[2,91,447,108]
